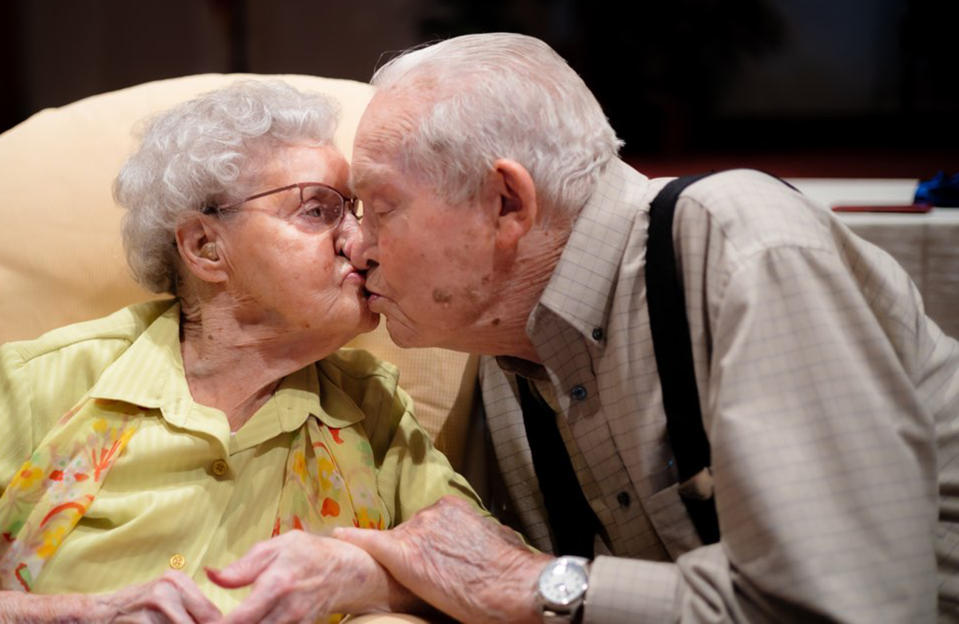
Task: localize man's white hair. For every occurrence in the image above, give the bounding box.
[371,32,622,218]
[114,80,339,294]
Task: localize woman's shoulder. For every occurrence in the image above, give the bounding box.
[316,348,411,434]
[319,347,401,390]
[0,300,177,471]
[5,299,175,365]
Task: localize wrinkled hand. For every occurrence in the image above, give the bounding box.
[93,570,221,623]
[334,496,552,624]
[208,529,419,624]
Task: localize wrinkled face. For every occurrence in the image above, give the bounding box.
[349,98,497,349]
[215,143,377,348]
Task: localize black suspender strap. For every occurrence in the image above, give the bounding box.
[517,376,603,557]
[646,173,721,545]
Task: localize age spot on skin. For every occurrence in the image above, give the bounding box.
[432,288,453,304]
[491,318,501,326]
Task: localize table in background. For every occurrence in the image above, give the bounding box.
[789,178,958,340]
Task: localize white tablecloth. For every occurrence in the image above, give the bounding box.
[788,179,958,339]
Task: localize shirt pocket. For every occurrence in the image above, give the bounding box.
[643,482,704,559]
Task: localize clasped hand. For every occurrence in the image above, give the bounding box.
[91,531,410,623]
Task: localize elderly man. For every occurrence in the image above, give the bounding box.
[335,33,959,623]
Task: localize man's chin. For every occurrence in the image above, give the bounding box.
[382,314,424,349]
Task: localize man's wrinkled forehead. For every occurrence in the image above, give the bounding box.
[349,157,396,195]
[350,89,423,192]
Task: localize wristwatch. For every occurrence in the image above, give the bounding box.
[535,556,590,623]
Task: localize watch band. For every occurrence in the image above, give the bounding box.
[543,605,584,624]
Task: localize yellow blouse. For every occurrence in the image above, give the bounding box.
[0,300,484,613]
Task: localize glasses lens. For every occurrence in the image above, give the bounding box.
[301,185,345,226]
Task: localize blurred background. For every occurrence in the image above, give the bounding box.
[2,0,956,178]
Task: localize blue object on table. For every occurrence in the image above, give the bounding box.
[914,171,959,207]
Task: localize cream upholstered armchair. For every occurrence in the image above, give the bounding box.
[0,74,479,473]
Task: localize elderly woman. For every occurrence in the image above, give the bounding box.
[0,81,484,622]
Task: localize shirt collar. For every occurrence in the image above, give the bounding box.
[89,301,186,414]
[90,301,363,439]
[532,158,651,343]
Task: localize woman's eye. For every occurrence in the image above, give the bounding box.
[300,200,333,219]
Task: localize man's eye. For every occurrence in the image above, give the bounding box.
[372,201,397,217]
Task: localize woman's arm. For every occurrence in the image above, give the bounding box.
[0,591,94,623]
[0,572,221,624]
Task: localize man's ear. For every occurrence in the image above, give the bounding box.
[487,158,538,251]
[175,216,228,284]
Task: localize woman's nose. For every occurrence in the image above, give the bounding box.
[336,212,372,269]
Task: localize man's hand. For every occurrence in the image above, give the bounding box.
[207,529,421,624]
[334,496,553,624]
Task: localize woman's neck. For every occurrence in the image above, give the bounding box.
[178,298,325,431]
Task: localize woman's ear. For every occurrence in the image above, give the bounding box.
[175,216,228,284]
[486,158,538,251]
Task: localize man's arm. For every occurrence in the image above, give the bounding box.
[662,242,938,621]
[335,495,552,624]
[588,242,939,622]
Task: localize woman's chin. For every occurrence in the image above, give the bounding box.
[357,309,381,334]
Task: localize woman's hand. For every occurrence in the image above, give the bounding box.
[94,571,222,623]
[0,572,221,623]
[208,530,422,624]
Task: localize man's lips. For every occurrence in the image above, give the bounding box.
[363,284,384,306]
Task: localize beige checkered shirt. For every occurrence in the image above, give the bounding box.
[478,159,959,622]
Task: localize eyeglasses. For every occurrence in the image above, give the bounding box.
[203,182,360,229]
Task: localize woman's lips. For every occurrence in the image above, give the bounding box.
[341,265,366,287]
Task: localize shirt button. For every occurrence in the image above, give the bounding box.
[617,491,631,508]
[570,385,588,401]
[211,459,228,477]
[169,553,186,570]
[592,327,604,341]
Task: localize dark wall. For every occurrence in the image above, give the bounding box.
[3,0,957,176]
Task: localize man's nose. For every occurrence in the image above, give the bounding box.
[336,211,374,270]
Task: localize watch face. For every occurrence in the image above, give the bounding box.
[539,559,588,608]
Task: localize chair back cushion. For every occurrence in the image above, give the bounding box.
[0,73,476,467]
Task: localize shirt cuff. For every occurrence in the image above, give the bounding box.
[584,555,679,624]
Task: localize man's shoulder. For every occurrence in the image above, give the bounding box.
[673,169,835,257]
[676,169,804,215]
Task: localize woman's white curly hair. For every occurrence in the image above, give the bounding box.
[114,80,339,294]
